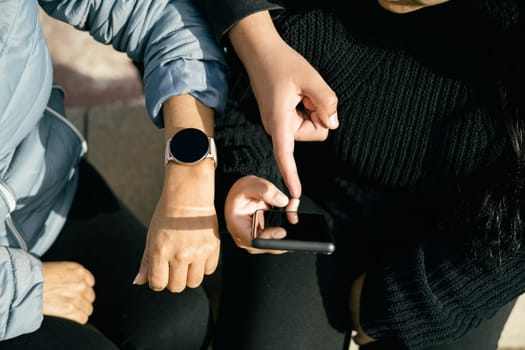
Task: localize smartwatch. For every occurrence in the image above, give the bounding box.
[165,128,217,168]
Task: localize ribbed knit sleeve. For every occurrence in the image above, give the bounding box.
[215,83,284,193]
[275,6,508,190]
[359,241,525,349]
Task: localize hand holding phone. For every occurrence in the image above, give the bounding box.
[251,209,335,255]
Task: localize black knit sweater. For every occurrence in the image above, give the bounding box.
[198,0,525,348]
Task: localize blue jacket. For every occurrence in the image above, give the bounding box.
[0,0,227,340]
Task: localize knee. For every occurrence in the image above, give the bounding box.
[118,288,213,350]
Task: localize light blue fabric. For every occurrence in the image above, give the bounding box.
[0,0,227,340]
[39,0,229,126]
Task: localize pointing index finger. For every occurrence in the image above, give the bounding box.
[272,129,302,199]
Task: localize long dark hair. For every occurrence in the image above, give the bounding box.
[470,1,523,264]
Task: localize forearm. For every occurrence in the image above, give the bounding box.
[161,95,215,204]
[228,11,286,73]
[162,94,214,139]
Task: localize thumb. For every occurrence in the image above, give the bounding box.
[302,89,339,129]
[263,186,290,209]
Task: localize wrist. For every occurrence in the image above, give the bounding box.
[164,162,215,188]
[165,128,217,168]
[161,95,214,137]
[162,166,215,207]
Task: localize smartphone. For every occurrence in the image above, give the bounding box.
[251,209,335,254]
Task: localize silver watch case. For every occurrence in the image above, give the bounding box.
[165,128,217,168]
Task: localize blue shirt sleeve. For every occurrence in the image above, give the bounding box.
[39,0,229,127]
[144,59,228,127]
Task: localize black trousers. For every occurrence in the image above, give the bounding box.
[0,161,212,350]
[211,191,516,350]
[212,234,515,350]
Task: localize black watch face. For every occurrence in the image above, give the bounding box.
[170,128,209,163]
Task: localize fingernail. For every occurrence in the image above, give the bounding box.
[132,272,142,285]
[272,230,286,239]
[150,285,163,292]
[288,198,301,210]
[276,193,289,206]
[329,113,339,128]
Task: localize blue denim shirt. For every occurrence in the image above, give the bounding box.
[0,0,227,340]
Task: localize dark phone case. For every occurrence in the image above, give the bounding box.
[251,238,335,255]
[251,209,336,255]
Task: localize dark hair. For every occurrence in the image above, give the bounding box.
[470,1,523,264]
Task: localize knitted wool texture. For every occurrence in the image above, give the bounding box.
[271,6,507,191]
